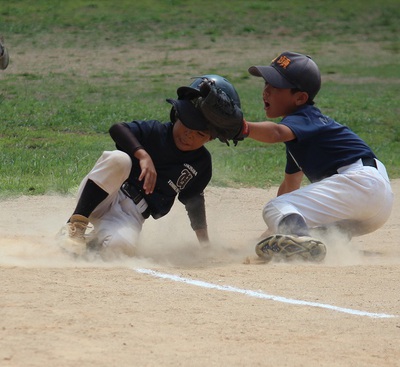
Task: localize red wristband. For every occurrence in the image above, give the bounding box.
[242,119,250,137]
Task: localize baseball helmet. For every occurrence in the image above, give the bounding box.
[177,74,241,108]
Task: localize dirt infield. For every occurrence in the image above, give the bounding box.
[1,181,399,367]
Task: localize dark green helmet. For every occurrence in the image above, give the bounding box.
[177,74,241,108]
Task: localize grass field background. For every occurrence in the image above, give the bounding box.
[0,0,399,196]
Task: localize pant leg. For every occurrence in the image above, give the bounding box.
[76,150,131,216]
[76,150,144,257]
[88,190,145,259]
[78,150,132,198]
[263,162,393,236]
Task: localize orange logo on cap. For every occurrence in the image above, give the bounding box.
[273,55,291,69]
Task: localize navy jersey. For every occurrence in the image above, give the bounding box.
[281,105,376,183]
[119,120,212,222]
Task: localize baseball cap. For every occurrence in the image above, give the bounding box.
[248,51,321,100]
[166,98,210,131]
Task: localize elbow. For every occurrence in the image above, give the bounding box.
[109,123,120,137]
[109,122,126,140]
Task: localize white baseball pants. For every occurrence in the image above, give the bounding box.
[77,151,145,256]
[263,159,393,236]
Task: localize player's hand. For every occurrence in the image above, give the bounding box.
[135,150,157,194]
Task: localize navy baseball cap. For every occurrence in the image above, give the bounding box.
[166,98,210,131]
[248,51,321,100]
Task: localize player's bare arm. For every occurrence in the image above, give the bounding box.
[246,120,295,143]
[277,171,304,196]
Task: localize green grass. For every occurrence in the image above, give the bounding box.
[0,0,399,196]
[2,1,399,43]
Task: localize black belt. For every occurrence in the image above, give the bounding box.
[361,157,377,169]
[320,157,377,181]
[336,157,377,173]
[121,182,151,219]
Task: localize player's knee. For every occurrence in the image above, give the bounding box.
[100,232,138,260]
[106,151,132,177]
[94,151,132,184]
[263,201,279,231]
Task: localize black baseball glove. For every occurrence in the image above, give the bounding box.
[0,38,9,70]
[196,78,244,145]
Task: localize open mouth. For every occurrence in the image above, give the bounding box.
[264,101,270,109]
[179,138,190,148]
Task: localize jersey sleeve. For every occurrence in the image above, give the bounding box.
[285,147,301,174]
[183,193,207,230]
[178,151,212,230]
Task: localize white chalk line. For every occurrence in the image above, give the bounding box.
[134,268,397,319]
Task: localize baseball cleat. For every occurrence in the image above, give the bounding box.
[57,214,89,256]
[255,234,327,263]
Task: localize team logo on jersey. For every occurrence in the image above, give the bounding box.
[168,164,198,193]
[319,116,328,125]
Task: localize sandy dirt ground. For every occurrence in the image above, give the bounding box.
[0,180,399,367]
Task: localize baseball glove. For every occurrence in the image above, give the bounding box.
[0,38,9,70]
[196,78,244,145]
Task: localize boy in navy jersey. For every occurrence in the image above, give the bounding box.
[241,51,393,262]
[58,85,224,259]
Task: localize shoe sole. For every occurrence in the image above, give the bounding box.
[255,234,327,263]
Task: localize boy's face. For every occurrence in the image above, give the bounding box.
[172,120,212,151]
[263,83,308,118]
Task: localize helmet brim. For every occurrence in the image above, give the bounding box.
[176,86,202,100]
[166,98,209,131]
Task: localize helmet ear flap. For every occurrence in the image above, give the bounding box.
[170,106,178,123]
